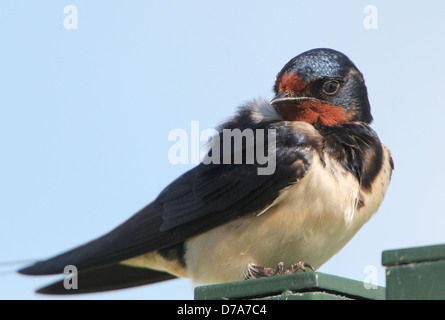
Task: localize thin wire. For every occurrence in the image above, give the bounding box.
[0,269,18,276]
[0,259,37,276]
[0,259,37,267]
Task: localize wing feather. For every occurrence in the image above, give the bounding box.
[19,103,317,279]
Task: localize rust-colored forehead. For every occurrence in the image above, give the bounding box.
[276,72,309,94]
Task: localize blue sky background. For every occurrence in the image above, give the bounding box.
[1,1,444,299]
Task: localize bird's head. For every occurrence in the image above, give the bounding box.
[271,48,372,126]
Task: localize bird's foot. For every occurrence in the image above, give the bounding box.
[244,261,314,280]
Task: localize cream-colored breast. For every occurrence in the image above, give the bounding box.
[183,145,393,285]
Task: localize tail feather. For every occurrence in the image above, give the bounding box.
[33,264,176,295]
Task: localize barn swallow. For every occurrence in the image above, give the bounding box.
[19,48,393,294]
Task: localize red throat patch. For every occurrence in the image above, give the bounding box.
[278,100,352,126]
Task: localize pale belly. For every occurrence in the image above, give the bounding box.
[184,147,392,284]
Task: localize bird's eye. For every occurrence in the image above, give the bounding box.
[322,80,340,95]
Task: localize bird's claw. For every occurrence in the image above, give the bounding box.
[244,261,314,280]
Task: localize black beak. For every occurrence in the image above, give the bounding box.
[270,93,315,106]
